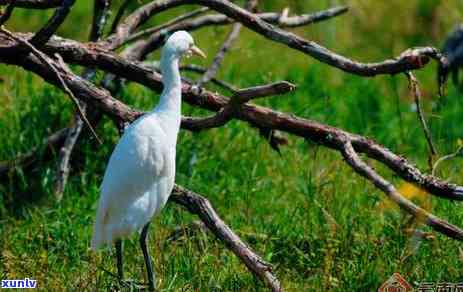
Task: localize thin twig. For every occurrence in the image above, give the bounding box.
[432,147,463,176]
[0,28,102,144]
[405,72,438,167]
[341,141,463,241]
[125,7,209,44]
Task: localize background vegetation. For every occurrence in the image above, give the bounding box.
[1,0,463,290]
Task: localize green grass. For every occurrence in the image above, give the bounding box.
[1,1,463,291]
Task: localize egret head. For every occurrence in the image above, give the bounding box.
[163,31,206,59]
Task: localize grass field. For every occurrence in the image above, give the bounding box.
[1,0,463,291]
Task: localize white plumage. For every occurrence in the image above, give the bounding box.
[90,31,205,290]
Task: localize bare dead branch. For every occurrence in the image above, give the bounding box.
[104,0,187,50]
[29,0,76,47]
[1,33,461,201]
[124,8,350,59]
[341,141,463,241]
[0,0,61,9]
[405,72,438,167]
[170,185,282,292]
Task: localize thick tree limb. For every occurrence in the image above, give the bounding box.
[170,185,281,292]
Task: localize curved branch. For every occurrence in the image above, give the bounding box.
[170,185,281,292]
[124,8,350,59]
[341,141,463,241]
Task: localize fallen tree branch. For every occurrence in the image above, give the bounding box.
[170,185,281,292]
[341,141,463,241]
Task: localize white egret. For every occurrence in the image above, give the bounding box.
[91,31,206,291]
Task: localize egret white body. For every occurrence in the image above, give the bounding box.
[91,31,205,290]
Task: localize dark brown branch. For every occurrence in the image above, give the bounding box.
[132,0,439,76]
[405,72,437,164]
[29,0,75,47]
[341,141,463,241]
[0,0,61,9]
[170,185,281,292]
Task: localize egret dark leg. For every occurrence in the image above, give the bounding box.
[115,240,124,281]
[140,222,155,291]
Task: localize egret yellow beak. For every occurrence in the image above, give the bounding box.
[190,45,206,58]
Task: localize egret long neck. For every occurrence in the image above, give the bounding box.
[156,52,182,114]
